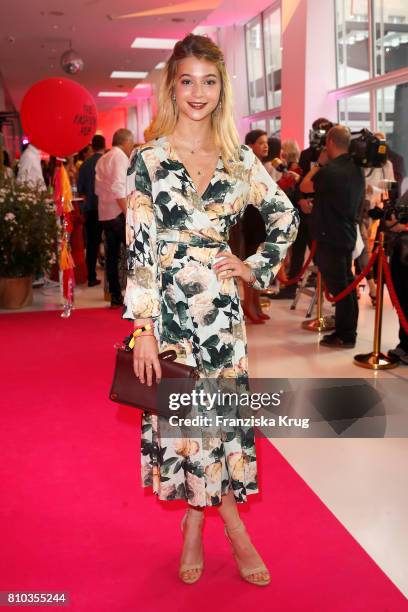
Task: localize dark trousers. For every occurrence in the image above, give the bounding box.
[101,213,125,300]
[315,242,359,341]
[84,210,102,282]
[287,216,312,280]
[390,247,408,351]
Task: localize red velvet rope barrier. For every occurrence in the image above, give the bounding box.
[280,240,317,286]
[323,246,380,303]
[382,253,408,335]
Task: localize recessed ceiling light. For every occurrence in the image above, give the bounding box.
[98,91,129,97]
[110,70,148,79]
[131,37,178,49]
[155,61,166,69]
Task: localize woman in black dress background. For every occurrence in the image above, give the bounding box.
[230,131,281,323]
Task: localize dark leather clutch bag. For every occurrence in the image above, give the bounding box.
[109,348,199,417]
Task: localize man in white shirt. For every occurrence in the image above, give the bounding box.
[16,144,46,190]
[95,128,134,307]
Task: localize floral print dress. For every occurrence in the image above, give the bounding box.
[123,136,299,507]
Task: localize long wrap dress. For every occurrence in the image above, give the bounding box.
[123,137,299,507]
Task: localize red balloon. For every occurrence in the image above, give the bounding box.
[20,78,97,157]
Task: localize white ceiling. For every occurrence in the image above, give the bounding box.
[0,0,274,111]
[0,0,212,110]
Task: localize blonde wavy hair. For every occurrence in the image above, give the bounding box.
[147,34,241,171]
[281,139,300,165]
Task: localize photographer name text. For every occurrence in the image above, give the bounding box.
[168,414,310,429]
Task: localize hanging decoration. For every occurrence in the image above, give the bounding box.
[20,78,97,157]
[53,162,75,317]
[60,42,84,75]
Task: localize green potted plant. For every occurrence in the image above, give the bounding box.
[0,179,59,309]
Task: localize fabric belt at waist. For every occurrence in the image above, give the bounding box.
[156,230,226,249]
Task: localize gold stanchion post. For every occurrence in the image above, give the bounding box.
[354,232,398,370]
[302,271,335,332]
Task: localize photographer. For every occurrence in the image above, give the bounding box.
[300,125,365,348]
[271,118,333,300]
[385,192,408,364]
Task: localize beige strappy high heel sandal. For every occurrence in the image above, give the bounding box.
[225,521,270,586]
[179,510,205,584]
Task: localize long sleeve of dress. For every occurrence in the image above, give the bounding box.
[244,151,300,290]
[123,149,161,320]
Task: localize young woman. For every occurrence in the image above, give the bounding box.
[123,34,299,586]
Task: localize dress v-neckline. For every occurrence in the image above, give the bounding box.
[162,136,222,200]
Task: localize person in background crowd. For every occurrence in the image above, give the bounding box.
[238,129,272,323]
[282,139,300,166]
[45,156,58,189]
[357,132,395,306]
[386,189,408,365]
[263,139,302,290]
[365,132,395,207]
[16,143,46,190]
[272,119,333,300]
[301,125,365,348]
[16,143,49,287]
[276,139,302,202]
[95,128,134,308]
[387,147,406,196]
[75,145,92,171]
[1,149,14,180]
[78,134,106,287]
[64,156,78,193]
[263,136,283,182]
[40,159,48,185]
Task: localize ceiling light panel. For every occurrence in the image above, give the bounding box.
[155,62,166,69]
[98,91,128,97]
[110,71,148,78]
[131,37,179,49]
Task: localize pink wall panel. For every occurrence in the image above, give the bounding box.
[281,0,308,147]
[97,107,128,148]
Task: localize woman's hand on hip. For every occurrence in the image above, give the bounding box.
[213,252,253,283]
[133,336,161,386]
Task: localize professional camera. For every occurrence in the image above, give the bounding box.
[369,185,408,263]
[349,129,388,168]
[368,183,408,224]
[309,119,334,153]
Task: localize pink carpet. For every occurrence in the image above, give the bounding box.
[0,308,407,612]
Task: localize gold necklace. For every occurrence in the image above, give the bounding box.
[172,136,215,177]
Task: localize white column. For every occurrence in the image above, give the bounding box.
[216,25,251,142]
